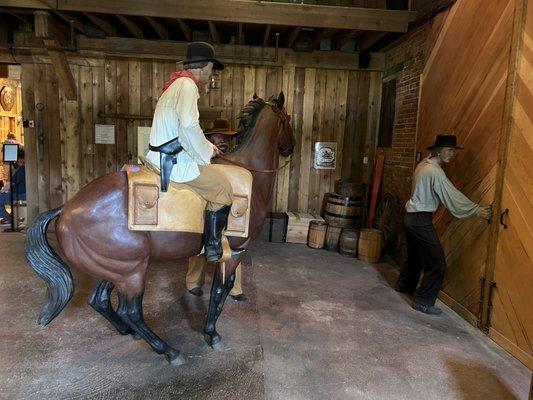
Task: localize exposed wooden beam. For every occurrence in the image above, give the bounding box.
[4,0,416,32]
[207,20,219,44]
[43,38,77,100]
[262,24,271,47]
[53,11,85,33]
[286,26,300,48]
[176,18,191,41]
[77,36,382,69]
[116,15,143,39]
[34,12,77,99]
[311,28,336,49]
[357,31,388,52]
[146,16,168,40]
[34,10,68,45]
[237,22,244,45]
[336,29,360,50]
[84,12,116,36]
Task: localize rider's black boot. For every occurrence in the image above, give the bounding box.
[204,205,245,262]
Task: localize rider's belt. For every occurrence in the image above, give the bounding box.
[149,136,183,192]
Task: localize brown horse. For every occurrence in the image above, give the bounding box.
[26,92,294,364]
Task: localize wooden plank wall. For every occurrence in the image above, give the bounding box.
[21,58,381,222]
[489,0,533,369]
[415,0,515,322]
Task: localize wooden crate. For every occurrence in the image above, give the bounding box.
[286,212,325,244]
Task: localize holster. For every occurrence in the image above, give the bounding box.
[149,137,183,192]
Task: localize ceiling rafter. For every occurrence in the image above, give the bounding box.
[286,26,300,48]
[207,20,219,44]
[262,24,271,47]
[146,16,168,40]
[176,18,192,41]
[336,29,360,50]
[84,12,116,36]
[116,14,143,39]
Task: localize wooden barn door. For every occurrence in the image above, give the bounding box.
[415,0,516,324]
[485,0,533,370]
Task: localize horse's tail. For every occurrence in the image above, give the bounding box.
[25,207,74,326]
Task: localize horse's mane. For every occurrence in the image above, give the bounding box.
[236,97,266,146]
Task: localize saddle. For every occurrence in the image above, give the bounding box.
[124,159,252,237]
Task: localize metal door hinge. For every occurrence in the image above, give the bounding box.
[476,276,486,329]
[483,281,497,333]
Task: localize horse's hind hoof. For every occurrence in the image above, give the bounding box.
[206,332,222,347]
[166,350,185,366]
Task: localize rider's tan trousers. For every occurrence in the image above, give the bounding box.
[183,164,233,211]
[186,255,243,296]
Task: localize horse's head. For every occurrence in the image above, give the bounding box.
[267,92,295,157]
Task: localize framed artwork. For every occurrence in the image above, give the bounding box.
[0,86,15,112]
[314,141,337,169]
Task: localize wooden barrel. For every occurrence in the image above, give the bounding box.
[325,224,343,252]
[307,220,327,249]
[338,229,359,258]
[334,180,364,198]
[324,192,363,229]
[357,229,383,263]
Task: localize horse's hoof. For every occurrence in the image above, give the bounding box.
[207,333,221,347]
[166,350,185,366]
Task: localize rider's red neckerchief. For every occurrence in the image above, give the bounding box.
[161,70,199,93]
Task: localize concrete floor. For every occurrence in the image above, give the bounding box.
[0,230,531,400]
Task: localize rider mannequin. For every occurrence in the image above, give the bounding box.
[395,134,492,315]
[186,118,246,302]
[146,42,243,262]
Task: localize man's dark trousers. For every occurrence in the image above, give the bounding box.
[395,212,446,306]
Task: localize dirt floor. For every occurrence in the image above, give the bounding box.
[0,230,531,399]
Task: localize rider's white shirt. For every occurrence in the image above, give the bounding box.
[146,76,215,183]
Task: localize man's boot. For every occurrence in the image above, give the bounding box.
[204,205,245,262]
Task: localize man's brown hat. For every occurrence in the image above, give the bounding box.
[205,118,238,136]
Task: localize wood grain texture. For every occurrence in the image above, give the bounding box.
[490,0,533,368]
[417,0,515,321]
[19,57,380,222]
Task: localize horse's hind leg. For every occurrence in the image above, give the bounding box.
[117,291,185,365]
[204,265,237,346]
[88,280,132,335]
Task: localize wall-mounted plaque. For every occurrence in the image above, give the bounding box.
[95,124,115,144]
[314,142,337,170]
[0,86,15,112]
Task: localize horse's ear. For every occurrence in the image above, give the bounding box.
[277,91,285,108]
[253,93,258,100]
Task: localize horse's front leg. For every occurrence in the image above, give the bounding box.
[204,258,240,346]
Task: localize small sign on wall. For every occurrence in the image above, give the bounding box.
[314,141,337,170]
[95,124,115,144]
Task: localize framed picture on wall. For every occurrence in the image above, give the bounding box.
[314,142,337,170]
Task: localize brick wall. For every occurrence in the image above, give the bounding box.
[379,24,429,264]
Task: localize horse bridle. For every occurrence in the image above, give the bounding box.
[217,102,292,173]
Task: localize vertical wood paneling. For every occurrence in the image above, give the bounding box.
[489,0,533,369]
[79,65,94,185]
[34,64,50,211]
[128,60,141,160]
[64,65,80,200]
[416,0,515,321]
[46,66,63,208]
[298,68,316,212]
[104,59,117,173]
[116,61,129,167]
[20,63,38,222]
[21,58,381,224]
[92,66,106,177]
